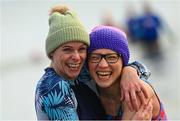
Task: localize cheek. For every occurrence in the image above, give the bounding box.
[113,62,123,76]
[55,55,62,62]
[54,59,62,70]
[116,65,123,75]
[88,63,96,76]
[80,53,87,61]
[53,55,64,67]
[116,67,122,76]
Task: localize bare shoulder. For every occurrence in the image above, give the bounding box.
[141,81,155,98]
[141,80,161,118]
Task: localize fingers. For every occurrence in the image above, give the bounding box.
[146,102,153,114]
[135,80,150,107]
[141,85,149,99]
[137,82,150,108]
[132,100,153,121]
[131,105,145,120]
[120,88,124,101]
[128,87,148,112]
[142,99,153,120]
[138,104,146,113]
[130,89,139,111]
[123,86,142,112]
[124,91,133,111]
[137,89,147,106]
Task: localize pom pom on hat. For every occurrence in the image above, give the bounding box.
[88,25,130,65]
[46,4,90,58]
[49,4,69,15]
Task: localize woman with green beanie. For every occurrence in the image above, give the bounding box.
[35,4,151,120]
[35,4,106,120]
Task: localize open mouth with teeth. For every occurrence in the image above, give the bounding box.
[96,71,112,78]
[67,63,81,70]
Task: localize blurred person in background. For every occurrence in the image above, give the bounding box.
[35,4,152,120]
[100,9,124,30]
[101,9,117,27]
[139,2,163,59]
[88,25,167,120]
[125,5,144,43]
[125,2,174,61]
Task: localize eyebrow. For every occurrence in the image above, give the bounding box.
[62,45,72,48]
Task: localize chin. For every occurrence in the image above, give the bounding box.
[97,82,111,88]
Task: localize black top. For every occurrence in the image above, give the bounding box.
[71,82,106,120]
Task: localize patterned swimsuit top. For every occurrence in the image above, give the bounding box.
[35,68,79,120]
[106,105,123,120]
[152,99,167,120]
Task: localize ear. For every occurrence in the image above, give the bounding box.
[49,52,54,60]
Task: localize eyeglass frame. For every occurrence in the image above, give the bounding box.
[88,53,121,64]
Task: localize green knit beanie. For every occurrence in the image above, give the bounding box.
[46,4,90,58]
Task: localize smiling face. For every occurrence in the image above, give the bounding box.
[88,49,123,88]
[51,41,87,80]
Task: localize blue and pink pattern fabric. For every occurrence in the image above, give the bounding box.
[35,68,79,120]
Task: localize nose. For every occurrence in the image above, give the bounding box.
[72,51,81,61]
[98,58,109,68]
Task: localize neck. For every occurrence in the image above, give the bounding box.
[97,79,122,116]
[98,80,121,100]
